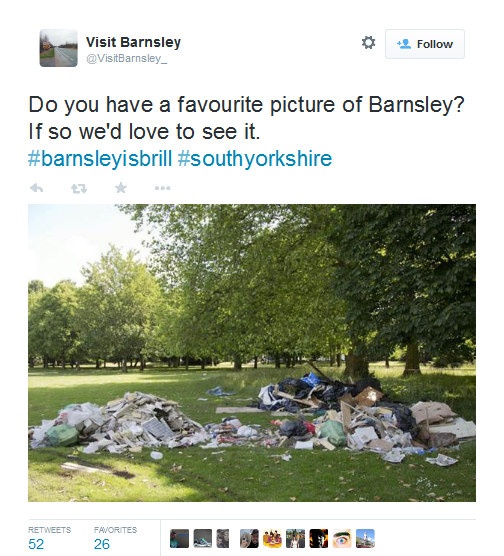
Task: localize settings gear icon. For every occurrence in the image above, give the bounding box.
[362,36,376,49]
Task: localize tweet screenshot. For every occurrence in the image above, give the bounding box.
[5,1,498,555]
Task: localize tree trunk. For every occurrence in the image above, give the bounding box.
[343,351,370,379]
[274,352,281,369]
[233,353,242,370]
[403,343,421,375]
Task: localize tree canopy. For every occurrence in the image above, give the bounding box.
[28,279,80,368]
[119,204,475,374]
[119,205,346,369]
[330,205,475,373]
[28,247,163,370]
[28,206,476,376]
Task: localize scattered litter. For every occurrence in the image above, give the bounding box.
[46,424,79,447]
[30,391,210,452]
[201,418,270,447]
[382,450,406,463]
[426,432,458,448]
[236,425,257,437]
[143,417,176,440]
[224,418,242,429]
[312,437,336,451]
[401,446,428,455]
[61,461,111,474]
[216,407,266,414]
[368,439,394,453]
[318,419,346,447]
[29,363,475,469]
[249,361,475,463]
[60,461,135,479]
[200,441,222,449]
[206,386,235,397]
[427,417,476,441]
[411,401,457,425]
[426,454,458,466]
[350,426,379,448]
[294,440,313,450]
[279,420,308,438]
[354,386,384,407]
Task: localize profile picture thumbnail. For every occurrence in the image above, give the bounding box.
[309,529,328,548]
[216,529,229,548]
[333,530,351,548]
[240,529,259,548]
[263,528,282,548]
[356,529,375,548]
[193,529,212,548]
[40,29,78,67]
[170,529,189,549]
[286,529,305,548]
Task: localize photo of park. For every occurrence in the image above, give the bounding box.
[28,204,476,502]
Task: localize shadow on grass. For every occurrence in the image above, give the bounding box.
[29,368,476,503]
[28,441,476,503]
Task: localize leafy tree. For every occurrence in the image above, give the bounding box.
[330,205,476,376]
[120,205,347,368]
[77,246,163,371]
[28,281,47,366]
[28,279,46,295]
[28,280,82,367]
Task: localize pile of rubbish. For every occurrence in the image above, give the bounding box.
[200,418,273,449]
[29,391,210,453]
[257,370,386,413]
[254,366,476,462]
[28,366,476,465]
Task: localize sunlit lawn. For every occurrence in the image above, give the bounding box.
[28,362,476,502]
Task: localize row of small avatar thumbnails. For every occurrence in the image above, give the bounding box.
[169,528,375,549]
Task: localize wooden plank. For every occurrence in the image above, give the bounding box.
[274,390,321,408]
[216,407,266,414]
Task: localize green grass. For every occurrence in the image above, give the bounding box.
[28,362,476,502]
[40,48,55,59]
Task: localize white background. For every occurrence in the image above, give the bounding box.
[3,1,500,554]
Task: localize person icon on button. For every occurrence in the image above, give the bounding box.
[399,38,412,49]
